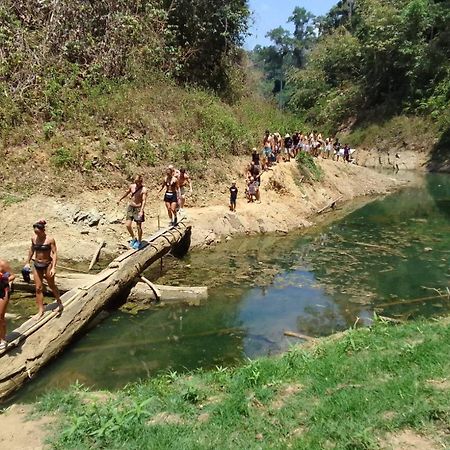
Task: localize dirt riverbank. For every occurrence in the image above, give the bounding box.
[0,158,412,265]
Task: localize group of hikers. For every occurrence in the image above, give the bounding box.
[0,166,193,350]
[262,130,353,165]
[117,166,193,250]
[230,129,352,211]
[0,128,349,351]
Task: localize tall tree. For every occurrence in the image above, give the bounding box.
[288,7,315,68]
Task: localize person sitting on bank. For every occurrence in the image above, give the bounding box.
[117,175,148,250]
[24,220,63,319]
[0,259,15,351]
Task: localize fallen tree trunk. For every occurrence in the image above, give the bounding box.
[0,221,190,402]
[128,282,208,306]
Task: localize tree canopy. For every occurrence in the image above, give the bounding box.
[251,0,450,132]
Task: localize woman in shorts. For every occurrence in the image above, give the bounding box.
[160,166,180,226]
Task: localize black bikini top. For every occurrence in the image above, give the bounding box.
[32,241,51,252]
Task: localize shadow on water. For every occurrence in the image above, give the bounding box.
[428,126,450,172]
[10,173,450,403]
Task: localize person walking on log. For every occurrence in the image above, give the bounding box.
[160,166,180,226]
[0,259,15,351]
[117,175,148,249]
[178,168,192,216]
[24,220,63,320]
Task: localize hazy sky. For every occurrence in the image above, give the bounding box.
[245,0,337,49]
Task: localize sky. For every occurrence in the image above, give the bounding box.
[245,0,337,49]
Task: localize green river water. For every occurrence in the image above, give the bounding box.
[10,173,450,402]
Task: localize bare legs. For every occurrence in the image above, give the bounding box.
[0,295,9,344]
[136,222,143,243]
[126,219,135,240]
[165,201,177,224]
[33,267,63,319]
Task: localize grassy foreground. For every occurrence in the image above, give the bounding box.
[37,316,450,449]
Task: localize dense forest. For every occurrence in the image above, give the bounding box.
[251,0,450,136]
[0,0,250,130]
[1,0,449,173]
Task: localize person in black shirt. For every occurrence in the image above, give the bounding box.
[251,148,260,165]
[229,182,238,212]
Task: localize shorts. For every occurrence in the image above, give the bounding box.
[264,147,271,156]
[126,205,145,223]
[230,197,237,205]
[180,186,186,196]
[164,192,178,204]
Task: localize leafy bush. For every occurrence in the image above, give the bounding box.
[296,152,324,182]
[51,147,76,168]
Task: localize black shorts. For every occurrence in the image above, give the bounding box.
[164,192,178,204]
[230,197,237,204]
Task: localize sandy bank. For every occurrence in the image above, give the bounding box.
[0,159,411,265]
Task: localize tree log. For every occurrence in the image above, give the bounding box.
[128,282,208,306]
[0,221,190,402]
[88,240,106,271]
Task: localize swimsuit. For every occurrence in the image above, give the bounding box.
[0,273,10,300]
[32,240,52,272]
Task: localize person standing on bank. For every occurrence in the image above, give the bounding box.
[24,220,63,319]
[178,168,192,215]
[118,175,148,250]
[160,166,180,226]
[0,259,15,351]
[229,181,238,212]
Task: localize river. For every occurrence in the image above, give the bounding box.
[12,173,450,402]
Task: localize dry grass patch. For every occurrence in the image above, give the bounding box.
[427,378,450,391]
[381,429,441,450]
[270,384,303,410]
[147,412,184,426]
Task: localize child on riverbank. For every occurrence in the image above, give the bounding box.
[229,182,238,212]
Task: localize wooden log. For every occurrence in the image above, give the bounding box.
[88,240,105,271]
[140,276,162,301]
[0,221,190,401]
[317,196,343,214]
[128,282,208,306]
[284,331,316,342]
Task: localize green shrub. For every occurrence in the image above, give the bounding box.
[51,147,76,168]
[128,137,157,166]
[296,151,324,182]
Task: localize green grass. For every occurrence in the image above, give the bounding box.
[38,317,450,449]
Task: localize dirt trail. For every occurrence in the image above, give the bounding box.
[0,159,410,264]
[0,404,54,450]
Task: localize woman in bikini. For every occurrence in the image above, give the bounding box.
[0,259,15,351]
[160,167,180,226]
[25,220,63,319]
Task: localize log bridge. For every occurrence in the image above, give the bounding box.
[0,220,193,402]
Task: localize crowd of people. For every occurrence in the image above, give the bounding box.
[0,128,352,351]
[230,130,353,212]
[262,130,353,165]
